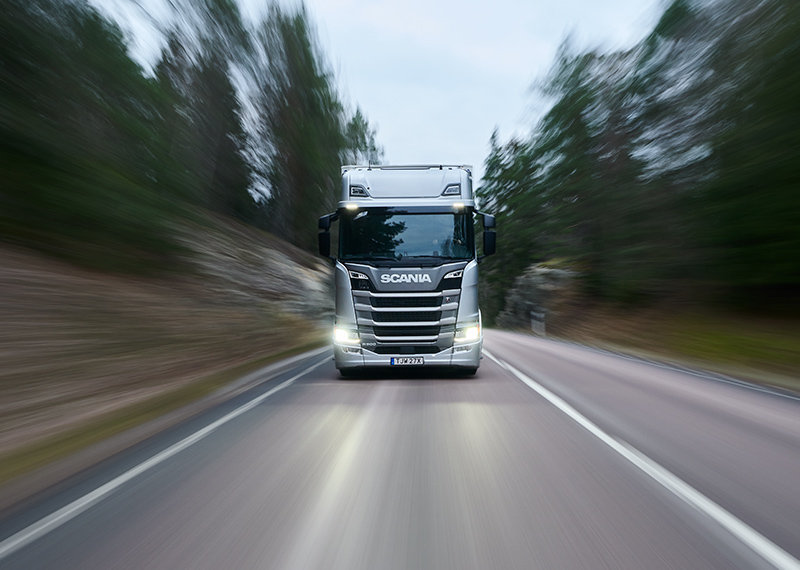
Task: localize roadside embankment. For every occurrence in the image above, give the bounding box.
[0,217,332,494]
[496,263,800,391]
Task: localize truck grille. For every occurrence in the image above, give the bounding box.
[371,297,441,308]
[373,345,441,355]
[373,325,440,337]
[371,311,441,322]
[353,289,460,353]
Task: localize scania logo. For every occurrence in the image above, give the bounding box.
[380,273,432,284]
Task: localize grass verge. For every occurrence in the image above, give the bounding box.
[548,305,800,392]
[668,318,799,375]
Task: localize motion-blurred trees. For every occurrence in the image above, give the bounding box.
[700,0,800,303]
[0,0,382,269]
[253,7,384,249]
[1,0,181,269]
[479,0,800,319]
[256,6,343,250]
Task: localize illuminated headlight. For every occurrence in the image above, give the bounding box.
[443,269,463,279]
[348,270,369,280]
[334,326,360,344]
[455,324,480,342]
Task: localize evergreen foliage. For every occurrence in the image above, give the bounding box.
[478,0,800,318]
[0,0,383,270]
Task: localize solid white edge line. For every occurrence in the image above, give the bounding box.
[484,349,800,570]
[0,356,329,561]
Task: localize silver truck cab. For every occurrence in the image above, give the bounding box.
[318,165,496,376]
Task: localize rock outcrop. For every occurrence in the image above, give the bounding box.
[496,264,577,333]
[175,218,333,322]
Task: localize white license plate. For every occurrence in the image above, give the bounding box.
[391,357,424,366]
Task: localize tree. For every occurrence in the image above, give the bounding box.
[480,0,800,317]
[254,5,346,250]
[0,0,181,270]
[342,108,384,166]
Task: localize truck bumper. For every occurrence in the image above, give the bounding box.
[334,339,482,371]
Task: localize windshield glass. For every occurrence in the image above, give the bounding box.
[340,209,474,263]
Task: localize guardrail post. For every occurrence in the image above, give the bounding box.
[530,310,546,336]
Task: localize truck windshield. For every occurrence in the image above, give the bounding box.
[340,209,474,263]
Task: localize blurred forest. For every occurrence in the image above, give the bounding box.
[2,0,797,323]
[478,0,800,322]
[0,0,382,270]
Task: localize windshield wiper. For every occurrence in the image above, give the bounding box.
[343,255,399,266]
[397,255,467,266]
[344,255,397,261]
[404,255,466,261]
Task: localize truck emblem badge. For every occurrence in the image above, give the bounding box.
[380,273,432,284]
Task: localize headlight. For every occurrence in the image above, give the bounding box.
[349,270,369,280]
[334,326,360,344]
[455,324,480,342]
[443,269,463,279]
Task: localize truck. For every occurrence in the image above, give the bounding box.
[318,164,496,376]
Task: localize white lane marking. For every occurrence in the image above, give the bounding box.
[0,356,329,561]
[484,349,800,570]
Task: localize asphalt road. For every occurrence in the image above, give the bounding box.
[1,329,799,569]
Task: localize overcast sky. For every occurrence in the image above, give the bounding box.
[268,0,664,183]
[96,0,665,183]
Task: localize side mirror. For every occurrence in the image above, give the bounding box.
[318,212,338,259]
[483,231,496,257]
[482,213,496,229]
[318,231,330,258]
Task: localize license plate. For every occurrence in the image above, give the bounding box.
[391,357,424,366]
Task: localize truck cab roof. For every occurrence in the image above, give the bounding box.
[340,164,475,209]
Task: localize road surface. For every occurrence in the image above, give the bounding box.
[1,329,799,569]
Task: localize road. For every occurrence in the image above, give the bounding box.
[1,329,799,569]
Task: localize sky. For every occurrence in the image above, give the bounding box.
[94,0,665,184]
